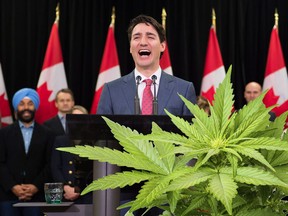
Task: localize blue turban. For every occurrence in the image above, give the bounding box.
[12,88,40,110]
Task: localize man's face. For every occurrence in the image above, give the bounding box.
[55,92,75,114]
[244,83,262,103]
[130,23,165,72]
[16,98,36,123]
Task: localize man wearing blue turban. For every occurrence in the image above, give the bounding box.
[12,88,40,124]
[0,88,54,216]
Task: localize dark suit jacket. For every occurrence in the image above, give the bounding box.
[51,136,75,185]
[44,115,65,136]
[51,135,93,204]
[97,71,197,115]
[0,121,54,201]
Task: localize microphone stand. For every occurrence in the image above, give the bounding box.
[151,75,158,115]
[134,76,142,114]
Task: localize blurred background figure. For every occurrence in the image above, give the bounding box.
[244,82,262,103]
[197,95,211,115]
[244,82,276,121]
[0,88,54,216]
[44,88,75,136]
[51,105,92,204]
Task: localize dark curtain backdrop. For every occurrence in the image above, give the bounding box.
[1,0,288,112]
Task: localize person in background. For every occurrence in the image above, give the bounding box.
[0,88,54,216]
[244,82,262,103]
[197,95,210,115]
[51,105,92,204]
[244,81,276,121]
[44,88,75,136]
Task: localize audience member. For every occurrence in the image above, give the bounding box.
[0,88,54,216]
[244,82,262,103]
[44,88,75,136]
[197,95,210,115]
[51,105,92,204]
[244,81,276,121]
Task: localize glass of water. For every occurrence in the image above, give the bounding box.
[44,182,63,204]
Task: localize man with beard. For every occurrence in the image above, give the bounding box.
[0,88,54,216]
[44,88,75,136]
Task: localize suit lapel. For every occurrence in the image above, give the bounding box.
[27,123,37,157]
[14,122,27,155]
[157,72,175,115]
[121,71,136,114]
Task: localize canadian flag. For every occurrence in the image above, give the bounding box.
[0,63,13,127]
[90,24,121,114]
[263,26,288,127]
[200,26,225,104]
[35,21,67,123]
[160,42,173,75]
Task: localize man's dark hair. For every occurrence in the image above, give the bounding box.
[55,88,75,102]
[127,15,166,43]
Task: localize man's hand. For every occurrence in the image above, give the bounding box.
[63,185,80,201]
[12,185,26,198]
[12,184,38,201]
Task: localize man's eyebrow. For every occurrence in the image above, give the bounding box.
[132,32,141,37]
[146,32,156,36]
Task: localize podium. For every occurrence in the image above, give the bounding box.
[66,114,192,216]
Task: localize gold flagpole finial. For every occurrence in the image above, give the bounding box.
[274,8,279,28]
[212,8,216,30]
[55,3,60,23]
[162,8,167,30]
[111,6,116,26]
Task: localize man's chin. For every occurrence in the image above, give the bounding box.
[20,118,33,123]
[19,115,34,123]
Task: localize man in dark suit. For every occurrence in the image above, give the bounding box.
[97,15,196,216]
[44,88,75,136]
[51,105,92,204]
[0,88,54,216]
[97,15,196,115]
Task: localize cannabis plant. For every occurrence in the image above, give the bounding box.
[59,67,288,215]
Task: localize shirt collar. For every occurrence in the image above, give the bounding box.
[134,67,162,84]
[19,120,35,128]
[58,113,66,119]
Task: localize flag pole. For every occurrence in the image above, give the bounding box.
[111,6,115,27]
[162,8,167,30]
[274,8,278,29]
[212,8,216,31]
[55,3,60,23]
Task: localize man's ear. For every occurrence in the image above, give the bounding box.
[160,41,166,52]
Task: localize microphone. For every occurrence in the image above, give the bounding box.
[151,75,158,115]
[134,75,142,114]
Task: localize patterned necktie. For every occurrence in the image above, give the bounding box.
[142,79,153,115]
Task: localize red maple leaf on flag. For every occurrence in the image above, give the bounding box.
[35,83,57,123]
[36,21,67,123]
[160,42,173,75]
[90,24,121,114]
[263,88,280,108]
[0,63,13,126]
[263,26,288,130]
[0,93,12,117]
[201,86,215,105]
[200,26,225,105]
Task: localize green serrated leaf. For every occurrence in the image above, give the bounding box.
[82,170,158,194]
[208,172,238,215]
